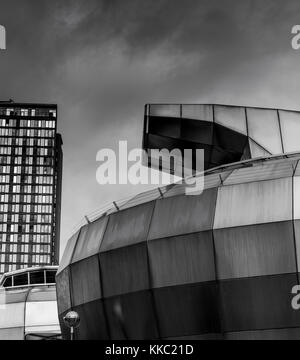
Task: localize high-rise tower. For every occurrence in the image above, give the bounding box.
[0,101,62,274]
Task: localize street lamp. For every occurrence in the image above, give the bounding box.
[63,311,80,340]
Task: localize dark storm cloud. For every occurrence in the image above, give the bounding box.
[1,0,298,104]
[49,0,296,59]
[51,1,266,52]
[35,0,300,112]
[0,1,274,68]
[1,0,300,253]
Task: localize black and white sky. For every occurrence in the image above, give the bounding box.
[1,0,300,254]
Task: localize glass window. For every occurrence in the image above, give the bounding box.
[247,108,282,154]
[49,109,56,117]
[0,303,24,328]
[13,273,28,286]
[182,105,213,122]
[3,276,12,287]
[149,104,180,118]
[30,271,45,285]
[215,105,247,135]
[46,270,56,284]
[279,110,300,153]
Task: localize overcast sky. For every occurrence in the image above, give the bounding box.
[1,0,300,255]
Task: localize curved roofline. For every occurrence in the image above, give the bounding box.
[67,151,300,240]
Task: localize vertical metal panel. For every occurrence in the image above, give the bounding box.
[71,217,108,263]
[73,300,109,340]
[56,267,72,314]
[214,178,292,229]
[25,301,59,328]
[247,108,282,154]
[294,177,300,220]
[182,105,213,122]
[148,188,218,240]
[214,221,296,279]
[57,230,80,274]
[100,243,149,298]
[294,220,300,269]
[153,282,220,338]
[101,202,154,252]
[0,302,24,329]
[214,106,247,135]
[105,291,159,340]
[220,274,300,332]
[70,256,102,307]
[296,161,300,176]
[279,110,300,153]
[148,231,215,288]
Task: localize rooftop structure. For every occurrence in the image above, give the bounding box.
[0,266,60,340]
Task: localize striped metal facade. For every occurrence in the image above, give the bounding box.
[57,149,300,339]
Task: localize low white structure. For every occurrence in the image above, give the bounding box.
[0,266,61,340]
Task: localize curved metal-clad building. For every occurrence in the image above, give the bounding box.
[57,104,300,340]
[0,266,61,340]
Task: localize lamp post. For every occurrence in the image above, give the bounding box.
[63,311,80,340]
